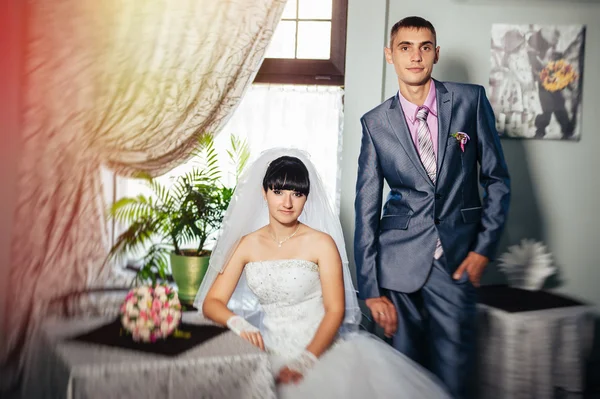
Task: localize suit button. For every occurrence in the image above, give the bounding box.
[435,194,442,200]
[434,218,441,225]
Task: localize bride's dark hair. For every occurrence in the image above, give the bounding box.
[262,156,310,196]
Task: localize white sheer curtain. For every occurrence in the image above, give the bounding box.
[218,84,345,210]
[122,84,345,214]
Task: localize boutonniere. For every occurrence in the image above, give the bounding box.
[450,132,470,152]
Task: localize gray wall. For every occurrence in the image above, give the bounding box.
[0,0,23,340]
[341,0,600,310]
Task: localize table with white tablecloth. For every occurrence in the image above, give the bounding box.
[476,286,596,399]
[25,312,276,399]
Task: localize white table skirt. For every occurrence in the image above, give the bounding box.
[476,304,595,399]
[24,312,276,399]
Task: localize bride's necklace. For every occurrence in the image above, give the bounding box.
[271,223,301,248]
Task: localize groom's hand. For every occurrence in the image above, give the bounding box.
[365,297,397,338]
[453,251,489,287]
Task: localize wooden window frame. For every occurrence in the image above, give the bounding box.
[254,0,348,86]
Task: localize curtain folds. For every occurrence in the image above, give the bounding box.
[1,0,287,390]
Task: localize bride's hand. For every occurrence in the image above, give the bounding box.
[276,367,303,385]
[226,315,264,350]
[240,330,265,350]
[277,349,316,384]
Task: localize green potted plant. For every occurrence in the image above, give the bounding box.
[106,134,250,304]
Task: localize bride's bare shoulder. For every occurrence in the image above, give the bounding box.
[239,226,270,246]
[227,227,270,263]
[301,224,335,244]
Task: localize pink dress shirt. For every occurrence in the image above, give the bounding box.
[397,81,439,159]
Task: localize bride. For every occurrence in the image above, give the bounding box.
[194,149,450,398]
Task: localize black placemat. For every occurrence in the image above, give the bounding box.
[70,319,227,356]
[478,285,585,313]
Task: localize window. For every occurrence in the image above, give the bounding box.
[215,84,344,210]
[109,84,345,255]
[254,0,348,85]
[106,2,348,266]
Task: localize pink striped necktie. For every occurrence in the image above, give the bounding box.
[416,106,443,259]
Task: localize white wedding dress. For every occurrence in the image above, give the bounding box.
[244,259,451,398]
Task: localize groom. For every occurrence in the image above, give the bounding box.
[354,16,510,398]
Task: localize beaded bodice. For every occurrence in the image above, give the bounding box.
[244,259,324,360]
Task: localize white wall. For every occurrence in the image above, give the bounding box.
[341,0,600,309]
[0,0,23,342]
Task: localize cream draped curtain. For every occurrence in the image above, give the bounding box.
[0,0,287,390]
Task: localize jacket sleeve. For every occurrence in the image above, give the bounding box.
[354,117,384,299]
[473,85,511,260]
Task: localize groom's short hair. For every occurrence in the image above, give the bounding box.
[389,16,437,47]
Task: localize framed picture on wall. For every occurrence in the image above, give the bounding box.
[489,24,586,140]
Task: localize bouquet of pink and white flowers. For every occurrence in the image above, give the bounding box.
[120,284,182,343]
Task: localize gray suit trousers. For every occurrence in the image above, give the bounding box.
[387,255,477,399]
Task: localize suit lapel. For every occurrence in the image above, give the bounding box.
[385,96,433,187]
[435,80,453,176]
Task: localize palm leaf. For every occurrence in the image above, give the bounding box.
[227,135,250,181]
[148,180,173,209]
[106,133,247,282]
[190,134,220,180]
[109,196,157,224]
[108,219,160,263]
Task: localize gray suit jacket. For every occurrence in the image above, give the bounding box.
[354,79,511,298]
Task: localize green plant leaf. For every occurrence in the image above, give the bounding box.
[227,135,250,181]
[106,133,248,273]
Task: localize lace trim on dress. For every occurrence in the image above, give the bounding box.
[245,259,319,273]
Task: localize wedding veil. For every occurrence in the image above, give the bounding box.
[193,148,361,334]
